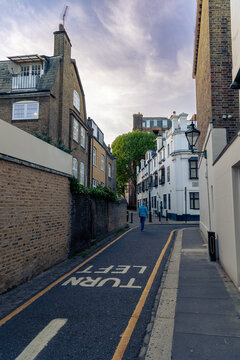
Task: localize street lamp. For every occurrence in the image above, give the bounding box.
[148,175,152,222]
[185,122,207,158]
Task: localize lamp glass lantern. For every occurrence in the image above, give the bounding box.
[185,122,200,151]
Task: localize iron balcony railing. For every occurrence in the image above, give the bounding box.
[12,74,39,89]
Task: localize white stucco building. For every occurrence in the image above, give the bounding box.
[194,0,240,289]
[137,113,200,221]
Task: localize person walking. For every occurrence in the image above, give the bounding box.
[138,204,148,231]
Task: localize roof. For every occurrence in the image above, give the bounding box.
[8,54,45,63]
[193,0,202,78]
[0,56,61,94]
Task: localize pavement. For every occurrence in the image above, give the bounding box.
[1,212,240,360]
[131,216,240,359]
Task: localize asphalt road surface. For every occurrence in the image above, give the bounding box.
[0,224,187,360]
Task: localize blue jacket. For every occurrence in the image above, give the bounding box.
[138,205,148,217]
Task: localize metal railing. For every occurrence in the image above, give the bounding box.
[12,74,39,89]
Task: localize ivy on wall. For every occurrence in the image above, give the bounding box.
[70,177,119,203]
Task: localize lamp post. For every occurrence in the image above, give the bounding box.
[185,122,207,158]
[148,176,152,222]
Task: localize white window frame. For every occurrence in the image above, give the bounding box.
[92,179,98,188]
[108,163,112,178]
[73,118,79,143]
[80,162,85,185]
[162,119,168,128]
[101,155,105,171]
[80,126,85,148]
[73,89,80,112]
[12,101,39,120]
[93,147,96,166]
[72,158,78,178]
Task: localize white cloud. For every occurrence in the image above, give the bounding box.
[0,0,196,145]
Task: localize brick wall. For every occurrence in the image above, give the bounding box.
[195,0,240,150]
[71,196,127,255]
[92,138,106,185]
[195,0,213,151]
[0,158,71,294]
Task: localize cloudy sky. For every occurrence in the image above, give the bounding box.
[0,0,197,145]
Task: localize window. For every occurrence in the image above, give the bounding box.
[167,166,170,182]
[159,167,165,184]
[73,90,80,111]
[93,147,96,166]
[168,194,171,210]
[190,192,199,209]
[146,120,150,128]
[162,120,168,128]
[21,64,41,76]
[73,118,79,142]
[92,179,98,188]
[72,158,78,178]
[163,194,167,209]
[142,121,146,128]
[101,155,105,171]
[12,101,39,120]
[80,162,85,185]
[92,122,98,138]
[108,163,112,178]
[80,126,85,148]
[154,120,157,127]
[189,159,198,179]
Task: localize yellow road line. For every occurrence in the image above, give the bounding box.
[0,227,136,327]
[112,229,176,360]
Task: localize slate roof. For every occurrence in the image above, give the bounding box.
[0,56,61,94]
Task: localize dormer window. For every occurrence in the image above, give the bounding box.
[12,101,39,120]
[8,55,44,90]
[21,64,41,76]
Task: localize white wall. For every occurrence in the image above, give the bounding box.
[214,133,240,288]
[199,124,240,288]
[0,119,72,175]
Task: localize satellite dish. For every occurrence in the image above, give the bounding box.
[7,61,21,75]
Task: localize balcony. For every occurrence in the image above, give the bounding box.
[12,74,39,90]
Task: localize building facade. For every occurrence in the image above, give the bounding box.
[0,24,90,186]
[193,0,240,151]
[193,0,240,288]
[133,112,171,135]
[88,118,116,190]
[137,113,200,221]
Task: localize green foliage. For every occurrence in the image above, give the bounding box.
[34,132,53,144]
[70,177,119,203]
[111,131,157,194]
[34,132,72,154]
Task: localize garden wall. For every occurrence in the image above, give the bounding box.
[70,196,127,255]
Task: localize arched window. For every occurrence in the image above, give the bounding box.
[12,101,39,120]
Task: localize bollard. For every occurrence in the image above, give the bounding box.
[149,211,152,223]
[126,211,129,222]
[130,212,133,223]
[166,210,168,221]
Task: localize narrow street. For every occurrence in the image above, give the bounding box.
[0,224,184,360]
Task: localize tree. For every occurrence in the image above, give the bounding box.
[112,130,157,195]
